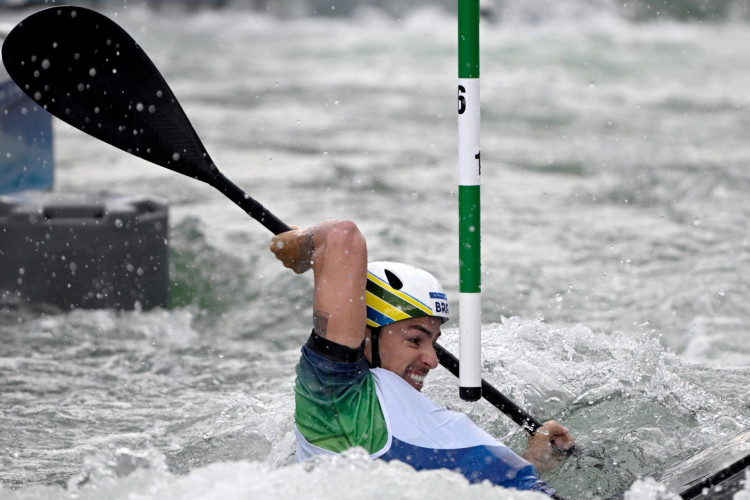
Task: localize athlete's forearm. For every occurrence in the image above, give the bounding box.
[309,220,368,348]
[271,220,368,348]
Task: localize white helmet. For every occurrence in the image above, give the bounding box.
[366,261,450,328]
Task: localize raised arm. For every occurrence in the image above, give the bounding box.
[270,220,367,349]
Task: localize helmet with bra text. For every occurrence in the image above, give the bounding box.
[365,261,450,329]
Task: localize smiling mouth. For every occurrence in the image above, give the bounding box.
[405,369,428,390]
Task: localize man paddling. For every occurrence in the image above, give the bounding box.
[271,219,573,496]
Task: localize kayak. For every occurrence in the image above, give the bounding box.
[656,427,750,498]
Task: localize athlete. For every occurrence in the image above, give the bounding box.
[271,219,574,496]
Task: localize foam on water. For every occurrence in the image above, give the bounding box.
[0,443,747,500]
[1,445,744,500]
[0,447,549,500]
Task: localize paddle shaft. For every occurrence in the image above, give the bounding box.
[212,172,290,235]
[435,343,542,434]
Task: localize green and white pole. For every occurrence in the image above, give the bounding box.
[457,0,481,402]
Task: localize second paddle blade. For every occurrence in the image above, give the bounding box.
[1,6,219,183]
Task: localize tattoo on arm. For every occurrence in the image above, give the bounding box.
[305,231,315,259]
[313,310,329,338]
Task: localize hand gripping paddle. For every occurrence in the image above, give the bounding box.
[1,6,290,235]
[2,6,559,440]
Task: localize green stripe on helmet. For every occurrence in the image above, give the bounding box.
[366,278,430,319]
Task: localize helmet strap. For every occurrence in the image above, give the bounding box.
[369,326,382,368]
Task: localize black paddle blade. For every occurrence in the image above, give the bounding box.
[1,6,217,184]
[2,6,291,234]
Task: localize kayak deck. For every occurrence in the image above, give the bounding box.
[657,427,750,498]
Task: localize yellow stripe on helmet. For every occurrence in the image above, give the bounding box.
[366,290,413,325]
[367,271,433,315]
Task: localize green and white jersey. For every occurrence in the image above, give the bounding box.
[294,336,388,457]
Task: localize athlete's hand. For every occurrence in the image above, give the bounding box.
[270,226,314,274]
[522,420,575,471]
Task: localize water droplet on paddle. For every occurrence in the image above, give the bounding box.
[135,102,145,112]
[89,67,97,77]
[41,59,51,70]
[172,152,181,161]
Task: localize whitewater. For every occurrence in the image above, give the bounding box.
[0,1,749,498]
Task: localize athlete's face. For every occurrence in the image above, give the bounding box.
[367,316,442,392]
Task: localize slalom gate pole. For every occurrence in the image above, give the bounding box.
[457,0,482,402]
